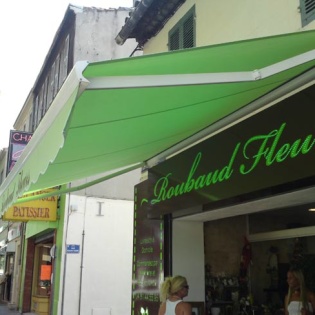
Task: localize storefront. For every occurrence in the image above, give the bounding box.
[132,81,315,315]
[1,189,60,315]
[1,30,315,315]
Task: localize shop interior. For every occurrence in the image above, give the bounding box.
[204,210,315,315]
[175,186,315,315]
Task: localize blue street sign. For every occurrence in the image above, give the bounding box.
[66,244,80,254]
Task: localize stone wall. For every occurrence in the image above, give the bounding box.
[204,215,246,277]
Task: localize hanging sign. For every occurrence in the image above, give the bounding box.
[2,188,58,222]
[145,85,315,217]
[6,130,33,175]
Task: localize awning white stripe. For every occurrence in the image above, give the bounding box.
[86,49,315,90]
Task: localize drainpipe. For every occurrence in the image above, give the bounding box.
[60,192,72,315]
[78,196,88,315]
[78,229,85,315]
[115,0,154,45]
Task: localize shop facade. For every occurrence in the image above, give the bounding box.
[9,189,61,315]
[132,80,315,315]
[1,7,315,315]
[117,5,315,314]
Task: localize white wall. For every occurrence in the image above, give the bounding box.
[72,168,141,200]
[74,8,142,63]
[60,194,134,315]
[172,220,205,302]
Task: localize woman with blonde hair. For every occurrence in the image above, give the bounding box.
[158,275,192,315]
[284,268,315,315]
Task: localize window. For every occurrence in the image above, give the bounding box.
[29,112,34,132]
[32,34,70,131]
[33,244,52,297]
[169,6,195,51]
[54,55,60,98]
[59,35,69,89]
[300,0,315,27]
[34,95,41,127]
[38,85,45,124]
[43,78,48,113]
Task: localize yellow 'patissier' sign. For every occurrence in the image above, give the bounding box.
[2,189,58,222]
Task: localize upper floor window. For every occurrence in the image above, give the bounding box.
[300,0,315,26]
[32,35,70,131]
[59,35,69,89]
[54,55,60,97]
[29,112,34,132]
[169,5,195,51]
[34,95,41,127]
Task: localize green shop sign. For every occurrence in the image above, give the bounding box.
[145,85,315,215]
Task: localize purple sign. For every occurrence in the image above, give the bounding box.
[7,130,33,175]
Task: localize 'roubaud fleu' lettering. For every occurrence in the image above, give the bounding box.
[149,122,315,206]
[240,122,315,174]
[151,144,240,204]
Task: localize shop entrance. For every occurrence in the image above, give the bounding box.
[31,243,53,315]
[22,233,55,315]
[3,253,14,302]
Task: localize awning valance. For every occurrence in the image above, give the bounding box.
[1,30,315,214]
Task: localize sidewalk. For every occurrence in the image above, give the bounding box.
[0,302,35,315]
[0,303,20,315]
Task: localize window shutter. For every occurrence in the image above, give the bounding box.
[170,29,180,51]
[54,55,60,97]
[183,14,194,49]
[59,35,69,88]
[300,0,315,26]
[34,95,40,127]
[168,5,195,51]
[43,78,48,112]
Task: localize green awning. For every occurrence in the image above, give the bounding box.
[1,30,315,214]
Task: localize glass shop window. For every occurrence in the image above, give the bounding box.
[34,245,52,296]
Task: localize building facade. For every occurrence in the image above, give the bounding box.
[2,1,315,315]
[1,4,142,315]
[115,1,315,315]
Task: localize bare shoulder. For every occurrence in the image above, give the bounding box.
[176,301,192,315]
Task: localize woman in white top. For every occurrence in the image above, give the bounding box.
[158,275,192,315]
[285,268,315,315]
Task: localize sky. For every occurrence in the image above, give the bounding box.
[0,0,133,149]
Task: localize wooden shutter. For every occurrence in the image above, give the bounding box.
[168,5,195,51]
[183,14,194,49]
[169,29,180,51]
[300,0,315,26]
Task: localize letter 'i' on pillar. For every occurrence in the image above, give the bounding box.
[97,202,104,216]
